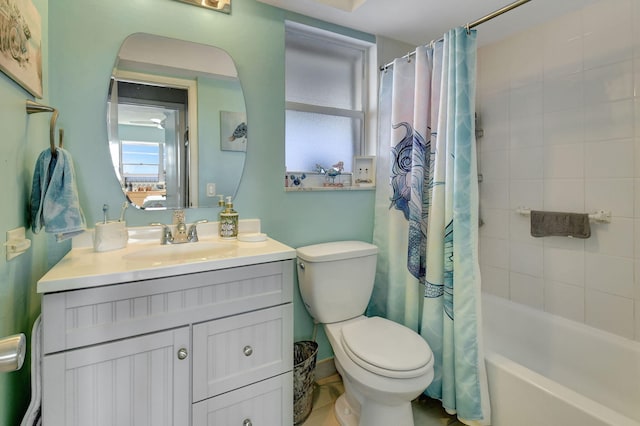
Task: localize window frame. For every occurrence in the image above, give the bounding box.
[284,21,376,189]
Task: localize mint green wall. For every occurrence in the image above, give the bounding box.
[48,0,375,364]
[0,1,53,424]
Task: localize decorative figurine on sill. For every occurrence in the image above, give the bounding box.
[290,173,306,186]
[324,161,344,187]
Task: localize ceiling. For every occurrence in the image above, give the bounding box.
[257,0,597,47]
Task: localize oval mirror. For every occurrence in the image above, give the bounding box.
[107,33,247,210]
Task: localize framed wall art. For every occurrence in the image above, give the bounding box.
[172,0,231,14]
[220,111,247,152]
[0,0,42,98]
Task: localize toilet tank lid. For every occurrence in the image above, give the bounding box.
[296,241,378,262]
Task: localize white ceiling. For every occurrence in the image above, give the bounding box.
[257,0,597,47]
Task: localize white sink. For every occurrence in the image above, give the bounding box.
[122,241,237,266]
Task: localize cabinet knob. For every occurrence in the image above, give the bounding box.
[243,345,253,356]
[242,419,252,426]
[177,348,188,360]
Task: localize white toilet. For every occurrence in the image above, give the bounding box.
[296,241,434,426]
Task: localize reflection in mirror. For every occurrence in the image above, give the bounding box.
[108,33,247,210]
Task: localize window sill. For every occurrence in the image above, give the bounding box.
[285,185,375,192]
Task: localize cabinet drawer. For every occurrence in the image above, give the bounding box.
[192,372,293,426]
[43,260,293,354]
[192,304,293,401]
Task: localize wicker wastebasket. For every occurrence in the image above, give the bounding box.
[293,341,319,424]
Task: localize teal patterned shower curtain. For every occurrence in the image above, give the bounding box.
[371,27,490,425]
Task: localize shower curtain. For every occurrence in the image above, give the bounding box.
[370,27,490,425]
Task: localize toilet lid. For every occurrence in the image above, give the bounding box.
[341,317,432,379]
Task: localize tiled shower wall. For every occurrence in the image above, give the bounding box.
[477,0,640,341]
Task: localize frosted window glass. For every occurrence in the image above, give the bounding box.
[286,110,361,172]
[286,37,363,110]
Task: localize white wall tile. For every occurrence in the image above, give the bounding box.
[480,265,510,298]
[510,213,543,245]
[582,0,633,70]
[480,179,509,210]
[543,10,583,78]
[480,149,509,180]
[478,40,512,97]
[477,0,639,341]
[584,60,633,104]
[543,179,585,212]
[508,28,544,89]
[509,180,543,210]
[544,144,584,179]
[479,208,509,240]
[584,99,634,142]
[544,281,585,322]
[510,241,543,277]
[544,246,585,286]
[511,147,544,180]
[585,253,634,298]
[543,108,584,146]
[585,289,634,339]
[585,179,634,218]
[510,114,543,149]
[544,72,583,112]
[479,236,509,269]
[510,272,544,309]
[585,139,634,178]
[510,83,543,119]
[584,217,634,258]
[477,90,509,151]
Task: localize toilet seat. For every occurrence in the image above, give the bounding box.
[340,317,433,379]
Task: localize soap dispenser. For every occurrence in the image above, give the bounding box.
[218,196,238,239]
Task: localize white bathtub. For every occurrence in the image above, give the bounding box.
[482,294,640,426]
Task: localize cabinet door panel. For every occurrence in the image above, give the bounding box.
[192,372,293,426]
[43,327,190,426]
[193,305,293,401]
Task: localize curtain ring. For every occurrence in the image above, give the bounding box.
[406,52,411,63]
[465,24,471,35]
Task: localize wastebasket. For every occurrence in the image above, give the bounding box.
[293,341,319,424]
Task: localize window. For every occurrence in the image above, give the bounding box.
[285,21,375,189]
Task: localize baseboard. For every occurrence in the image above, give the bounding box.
[315,357,337,380]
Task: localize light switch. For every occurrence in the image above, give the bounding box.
[206,183,216,197]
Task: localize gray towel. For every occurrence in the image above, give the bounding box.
[530,210,591,238]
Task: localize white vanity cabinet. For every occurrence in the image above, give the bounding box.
[41,259,294,426]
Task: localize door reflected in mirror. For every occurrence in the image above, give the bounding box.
[107,33,247,210]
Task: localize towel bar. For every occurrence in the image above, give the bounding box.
[516,207,611,224]
[26,100,64,155]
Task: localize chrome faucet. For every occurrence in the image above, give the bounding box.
[151,211,208,245]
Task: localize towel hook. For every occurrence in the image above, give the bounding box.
[26,100,63,156]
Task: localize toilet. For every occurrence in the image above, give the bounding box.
[296,241,434,426]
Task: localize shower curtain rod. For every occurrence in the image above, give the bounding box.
[379,0,532,71]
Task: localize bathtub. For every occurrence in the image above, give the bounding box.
[482,294,640,426]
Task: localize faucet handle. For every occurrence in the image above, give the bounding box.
[187,220,208,242]
[150,222,173,245]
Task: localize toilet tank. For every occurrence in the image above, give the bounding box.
[296,241,378,324]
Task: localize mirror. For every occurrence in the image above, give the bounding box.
[108,33,247,210]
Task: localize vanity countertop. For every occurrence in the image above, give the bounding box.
[37,223,296,294]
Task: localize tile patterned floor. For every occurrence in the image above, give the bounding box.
[301,374,465,426]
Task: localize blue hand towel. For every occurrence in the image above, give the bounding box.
[30,148,86,242]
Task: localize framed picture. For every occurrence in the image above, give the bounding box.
[0,0,43,98]
[220,111,247,152]
[172,0,231,14]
